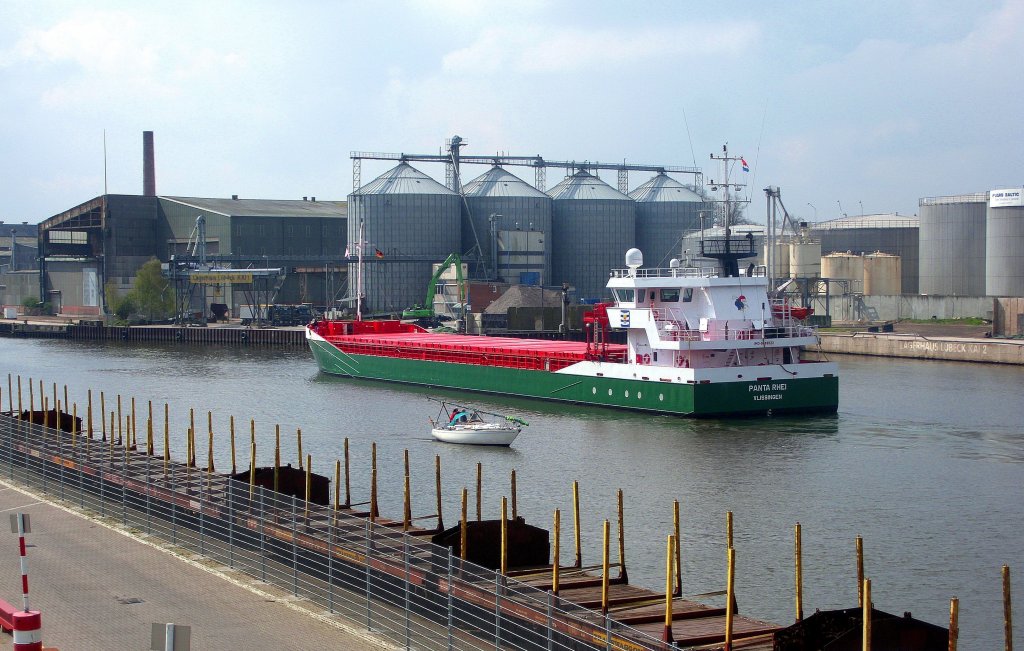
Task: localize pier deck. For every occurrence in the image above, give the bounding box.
[0,407,779,651]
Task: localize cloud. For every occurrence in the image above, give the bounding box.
[2,9,250,111]
[442,22,760,75]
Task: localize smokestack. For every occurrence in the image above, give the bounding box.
[143,131,155,196]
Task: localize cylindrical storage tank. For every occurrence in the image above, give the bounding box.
[918,194,987,296]
[810,215,920,294]
[789,240,821,278]
[549,170,636,301]
[985,188,1024,296]
[863,252,902,295]
[347,163,461,313]
[462,166,552,284]
[821,252,864,294]
[764,241,790,278]
[629,173,707,269]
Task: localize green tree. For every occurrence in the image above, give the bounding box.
[129,258,173,320]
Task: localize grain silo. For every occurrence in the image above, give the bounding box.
[347,162,461,313]
[629,173,706,269]
[864,252,902,295]
[985,187,1024,296]
[918,194,987,296]
[810,214,919,294]
[462,166,552,285]
[549,170,636,301]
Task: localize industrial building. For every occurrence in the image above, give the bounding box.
[14,130,1023,334]
[810,214,919,294]
[34,194,346,317]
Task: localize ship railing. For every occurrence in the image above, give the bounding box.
[610,265,715,279]
[650,309,816,343]
[0,411,678,651]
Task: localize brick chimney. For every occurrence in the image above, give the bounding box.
[143,131,155,196]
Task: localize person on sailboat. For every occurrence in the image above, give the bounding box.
[449,408,469,425]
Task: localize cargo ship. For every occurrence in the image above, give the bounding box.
[306,248,838,417]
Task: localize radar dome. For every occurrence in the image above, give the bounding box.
[625,248,644,268]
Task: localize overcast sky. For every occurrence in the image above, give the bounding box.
[2,0,1022,225]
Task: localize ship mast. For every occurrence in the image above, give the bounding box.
[355,218,365,321]
[703,144,754,277]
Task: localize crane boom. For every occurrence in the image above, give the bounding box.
[402,253,465,320]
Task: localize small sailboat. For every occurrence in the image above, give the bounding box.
[429,400,528,446]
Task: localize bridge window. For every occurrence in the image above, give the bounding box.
[682,288,694,303]
[660,289,680,302]
[613,289,635,303]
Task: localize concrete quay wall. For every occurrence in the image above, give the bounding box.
[818,332,1024,365]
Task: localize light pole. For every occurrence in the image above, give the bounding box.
[806,203,817,221]
[858,201,864,216]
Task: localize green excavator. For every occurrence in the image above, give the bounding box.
[402,253,465,321]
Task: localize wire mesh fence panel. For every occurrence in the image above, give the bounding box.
[0,413,680,651]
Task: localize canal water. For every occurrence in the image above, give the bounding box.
[1,337,1021,648]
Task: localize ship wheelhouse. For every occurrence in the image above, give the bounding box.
[606,256,816,370]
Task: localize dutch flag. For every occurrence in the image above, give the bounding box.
[741,158,749,172]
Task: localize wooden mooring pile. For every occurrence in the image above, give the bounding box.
[0,373,1000,651]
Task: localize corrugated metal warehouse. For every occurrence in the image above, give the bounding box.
[810,214,919,294]
[918,194,987,296]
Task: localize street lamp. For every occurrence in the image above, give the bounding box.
[859,201,865,216]
[806,203,817,221]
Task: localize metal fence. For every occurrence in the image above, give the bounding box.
[0,414,673,651]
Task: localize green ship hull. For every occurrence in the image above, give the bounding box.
[308,337,838,417]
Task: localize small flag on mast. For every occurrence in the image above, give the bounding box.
[374,248,385,259]
[741,158,749,172]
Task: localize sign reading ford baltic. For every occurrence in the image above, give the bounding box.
[990,188,1024,208]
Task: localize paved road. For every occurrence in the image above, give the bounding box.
[0,480,393,650]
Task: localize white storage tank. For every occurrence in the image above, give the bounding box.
[789,240,821,278]
[822,252,864,281]
[763,241,790,278]
[864,252,902,295]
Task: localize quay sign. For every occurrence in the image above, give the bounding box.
[990,188,1023,208]
[189,272,253,285]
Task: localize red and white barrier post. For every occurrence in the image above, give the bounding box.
[9,513,41,651]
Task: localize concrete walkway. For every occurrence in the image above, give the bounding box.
[0,480,393,650]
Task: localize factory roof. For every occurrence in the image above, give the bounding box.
[548,170,631,201]
[353,162,456,196]
[628,173,703,203]
[161,196,346,218]
[0,222,39,237]
[811,213,919,229]
[463,166,549,199]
